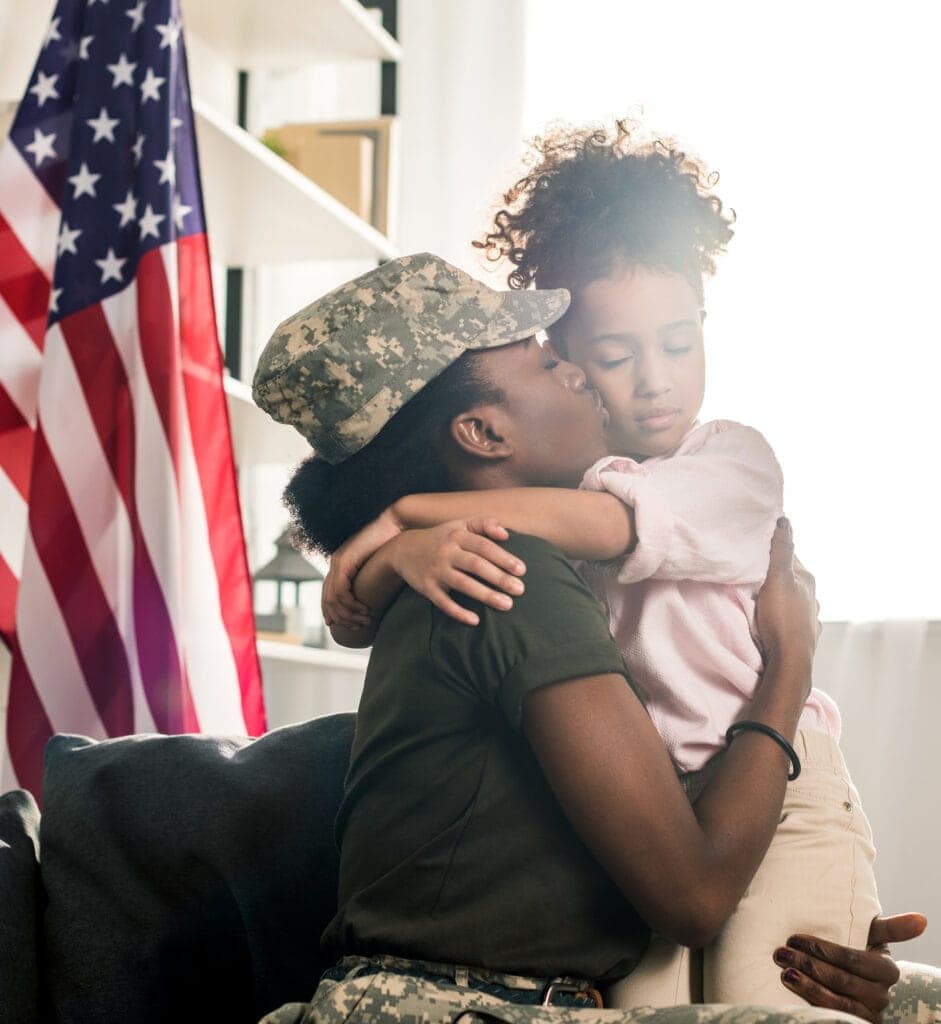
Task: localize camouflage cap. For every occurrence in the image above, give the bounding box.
[251,252,570,464]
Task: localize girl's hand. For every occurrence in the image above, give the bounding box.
[322,509,403,629]
[754,517,819,677]
[387,518,526,626]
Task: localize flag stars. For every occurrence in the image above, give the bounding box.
[24,127,57,167]
[106,53,137,88]
[139,204,165,240]
[126,0,147,31]
[113,189,138,227]
[49,287,63,314]
[87,107,120,143]
[154,149,175,187]
[132,132,146,164]
[29,70,60,107]
[155,19,181,50]
[79,35,94,60]
[42,17,62,49]
[67,162,101,199]
[172,195,192,231]
[57,221,81,256]
[139,67,166,104]
[95,248,127,284]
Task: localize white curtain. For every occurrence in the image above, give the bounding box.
[816,621,940,965]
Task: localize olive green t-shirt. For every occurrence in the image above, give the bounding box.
[321,533,650,981]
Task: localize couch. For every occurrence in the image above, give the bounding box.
[0,713,355,1024]
[2,712,939,1024]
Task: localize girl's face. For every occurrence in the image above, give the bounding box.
[558,265,706,460]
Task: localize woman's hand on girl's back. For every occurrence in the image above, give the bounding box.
[754,517,820,682]
[385,518,527,627]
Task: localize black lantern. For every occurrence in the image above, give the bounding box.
[252,528,325,646]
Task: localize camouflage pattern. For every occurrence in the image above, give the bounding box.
[886,962,941,1024]
[251,253,570,464]
[258,958,941,1024]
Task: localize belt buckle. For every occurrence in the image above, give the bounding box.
[540,981,604,1008]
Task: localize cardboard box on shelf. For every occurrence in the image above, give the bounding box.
[262,116,397,237]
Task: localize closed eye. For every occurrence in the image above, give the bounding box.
[599,356,634,369]
[665,346,692,356]
[544,359,560,370]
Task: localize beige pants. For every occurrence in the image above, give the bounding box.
[605,729,882,1009]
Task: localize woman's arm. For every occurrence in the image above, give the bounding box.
[772,913,929,1023]
[522,519,816,948]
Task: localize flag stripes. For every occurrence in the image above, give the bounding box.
[0,0,266,801]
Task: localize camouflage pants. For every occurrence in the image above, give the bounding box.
[258,956,941,1024]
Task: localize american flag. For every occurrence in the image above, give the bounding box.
[0,0,267,802]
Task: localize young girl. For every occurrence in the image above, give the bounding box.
[320,120,881,1009]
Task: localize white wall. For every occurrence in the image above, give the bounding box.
[397,0,528,276]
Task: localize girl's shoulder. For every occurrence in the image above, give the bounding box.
[683,419,777,456]
[689,420,783,483]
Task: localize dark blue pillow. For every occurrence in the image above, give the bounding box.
[0,788,42,1024]
[40,712,355,1024]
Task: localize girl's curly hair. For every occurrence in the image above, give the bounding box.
[474,118,735,305]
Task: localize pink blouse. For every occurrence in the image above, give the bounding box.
[579,419,841,773]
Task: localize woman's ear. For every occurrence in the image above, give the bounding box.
[450,407,514,462]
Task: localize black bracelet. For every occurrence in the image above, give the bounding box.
[725,721,802,781]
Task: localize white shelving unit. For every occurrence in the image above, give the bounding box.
[0,0,395,706]
[0,2,398,270]
[257,640,369,673]
[193,97,397,267]
[181,0,402,67]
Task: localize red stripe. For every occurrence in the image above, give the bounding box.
[0,210,50,351]
[57,303,198,734]
[2,620,53,810]
[0,555,19,650]
[177,235,265,734]
[27,427,135,735]
[0,382,34,500]
[136,248,182,486]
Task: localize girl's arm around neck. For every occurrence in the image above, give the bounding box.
[393,488,636,562]
[327,541,404,648]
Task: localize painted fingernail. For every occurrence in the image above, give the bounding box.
[774,949,793,965]
[783,969,800,984]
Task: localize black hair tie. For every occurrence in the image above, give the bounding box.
[725,721,801,781]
